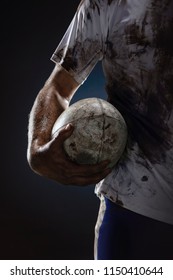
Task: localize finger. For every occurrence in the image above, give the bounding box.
[54,123,74,138]
[51,123,74,148]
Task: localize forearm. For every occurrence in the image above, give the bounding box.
[28,87,65,149]
[27,65,79,164]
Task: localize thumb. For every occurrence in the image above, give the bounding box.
[54,123,74,142]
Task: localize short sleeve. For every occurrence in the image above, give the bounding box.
[51,0,106,84]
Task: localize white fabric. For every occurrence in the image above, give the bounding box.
[51,0,173,225]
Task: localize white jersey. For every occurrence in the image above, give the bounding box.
[51,0,173,225]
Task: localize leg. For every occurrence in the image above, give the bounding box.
[94,196,173,260]
[94,196,132,259]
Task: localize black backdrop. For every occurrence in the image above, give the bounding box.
[1,0,107,259]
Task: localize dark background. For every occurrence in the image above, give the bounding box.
[1,1,107,259]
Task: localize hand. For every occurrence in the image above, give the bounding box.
[31,124,112,186]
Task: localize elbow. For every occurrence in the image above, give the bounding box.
[27,146,41,175]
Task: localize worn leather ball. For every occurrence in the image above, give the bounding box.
[51,98,127,168]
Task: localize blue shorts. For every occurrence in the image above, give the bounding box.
[94,197,173,259]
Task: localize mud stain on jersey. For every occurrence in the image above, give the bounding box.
[108,0,115,5]
[124,20,150,48]
[55,38,101,73]
[90,0,100,15]
[104,1,173,164]
[106,81,172,164]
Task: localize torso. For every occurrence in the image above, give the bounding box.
[96,0,173,224]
